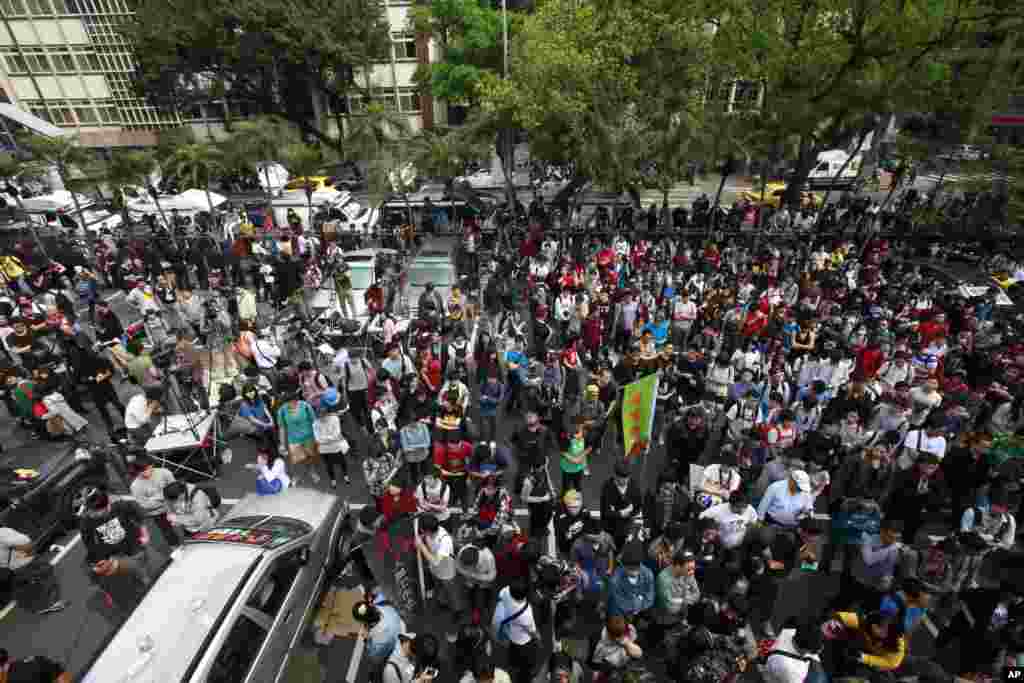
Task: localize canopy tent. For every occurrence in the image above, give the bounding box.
[272,188,347,208]
[126,188,228,215]
[0,103,66,138]
[20,191,94,212]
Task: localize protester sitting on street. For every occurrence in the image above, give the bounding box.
[0,527,67,615]
[162,481,217,537]
[245,448,291,495]
[354,594,407,681]
[123,385,163,444]
[128,460,178,549]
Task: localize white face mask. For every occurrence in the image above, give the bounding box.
[626,574,640,584]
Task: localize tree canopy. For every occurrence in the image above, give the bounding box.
[128,0,391,152]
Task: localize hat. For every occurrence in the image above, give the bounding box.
[321,387,340,407]
[790,470,812,492]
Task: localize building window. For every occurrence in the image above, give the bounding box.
[98,105,120,123]
[52,52,77,73]
[732,80,761,111]
[25,0,52,14]
[3,54,29,75]
[1,0,27,15]
[348,90,397,113]
[50,107,74,125]
[24,52,52,74]
[392,33,417,61]
[75,107,98,124]
[398,89,421,113]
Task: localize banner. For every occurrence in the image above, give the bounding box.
[621,373,659,458]
[367,515,423,622]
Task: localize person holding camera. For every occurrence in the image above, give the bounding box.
[123,385,164,445]
[382,632,440,683]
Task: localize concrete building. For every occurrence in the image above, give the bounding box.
[0,0,436,149]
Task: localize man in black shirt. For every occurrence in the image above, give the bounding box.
[600,461,644,549]
[510,409,558,495]
[79,488,151,610]
[80,350,126,436]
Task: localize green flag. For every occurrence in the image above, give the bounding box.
[621,373,659,459]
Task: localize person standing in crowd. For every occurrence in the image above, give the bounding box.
[128,460,178,550]
[276,385,322,486]
[491,579,539,683]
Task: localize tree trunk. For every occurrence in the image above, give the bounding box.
[551,174,589,214]
[813,128,871,231]
[149,185,177,250]
[64,170,87,237]
[712,171,729,210]
[927,167,947,209]
[14,194,47,260]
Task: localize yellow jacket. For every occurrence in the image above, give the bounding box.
[837,611,906,671]
[0,255,26,280]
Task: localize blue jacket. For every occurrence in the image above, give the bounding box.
[607,565,655,617]
[365,594,405,661]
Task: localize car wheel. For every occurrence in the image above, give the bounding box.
[62,477,106,530]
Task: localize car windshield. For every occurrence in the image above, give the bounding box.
[348,265,373,289]
[409,264,453,287]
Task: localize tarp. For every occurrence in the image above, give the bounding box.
[0,103,66,138]
[126,188,227,214]
[20,191,94,213]
[621,373,659,457]
[364,515,423,622]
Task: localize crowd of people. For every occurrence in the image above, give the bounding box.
[1,185,1024,683]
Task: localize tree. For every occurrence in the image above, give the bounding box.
[17,133,95,234]
[227,115,300,213]
[279,142,324,228]
[480,0,715,202]
[128,0,391,154]
[411,0,508,106]
[163,142,227,216]
[103,150,173,241]
[708,0,979,207]
[345,102,412,171]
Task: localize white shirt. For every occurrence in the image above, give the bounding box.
[258,457,291,491]
[496,586,537,645]
[415,478,452,522]
[764,628,819,683]
[700,464,742,497]
[902,429,947,461]
[757,479,813,528]
[124,393,152,430]
[0,527,34,570]
[700,503,758,549]
[426,527,456,580]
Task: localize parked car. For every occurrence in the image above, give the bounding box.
[83,488,346,683]
[740,182,822,209]
[0,443,109,552]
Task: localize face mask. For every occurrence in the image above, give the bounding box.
[626,574,640,584]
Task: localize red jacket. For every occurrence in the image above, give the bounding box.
[918,320,949,346]
[433,440,472,476]
[857,347,885,379]
[379,489,417,525]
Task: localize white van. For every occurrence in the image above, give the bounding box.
[21,190,123,234]
[806,150,863,189]
[272,190,378,235]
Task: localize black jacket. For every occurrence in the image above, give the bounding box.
[600,478,644,538]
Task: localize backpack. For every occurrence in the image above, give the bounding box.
[491,601,530,644]
[188,483,223,511]
[762,650,828,683]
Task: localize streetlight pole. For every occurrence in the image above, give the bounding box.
[501,0,513,205]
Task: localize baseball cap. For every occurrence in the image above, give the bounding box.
[791,470,812,492]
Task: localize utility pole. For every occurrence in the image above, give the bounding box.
[502,0,514,206]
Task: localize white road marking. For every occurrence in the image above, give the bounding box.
[50,534,80,565]
[346,635,364,683]
[0,601,17,621]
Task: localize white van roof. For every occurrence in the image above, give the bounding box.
[20,191,94,213]
[817,149,851,162]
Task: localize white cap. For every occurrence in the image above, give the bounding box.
[791,470,811,493]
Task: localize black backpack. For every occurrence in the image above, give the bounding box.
[189,483,223,511]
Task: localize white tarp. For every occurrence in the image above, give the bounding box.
[20,191,94,212]
[959,284,1014,307]
[273,188,347,207]
[257,162,290,194]
[127,188,227,214]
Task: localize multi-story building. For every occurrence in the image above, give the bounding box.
[0,0,437,150]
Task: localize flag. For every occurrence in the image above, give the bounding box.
[622,373,659,458]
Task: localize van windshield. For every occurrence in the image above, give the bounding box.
[348,265,373,289]
[409,264,453,287]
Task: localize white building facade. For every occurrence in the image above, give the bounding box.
[0,0,436,148]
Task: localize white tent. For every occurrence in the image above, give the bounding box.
[126,188,227,215]
[21,191,95,212]
[256,162,290,194]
